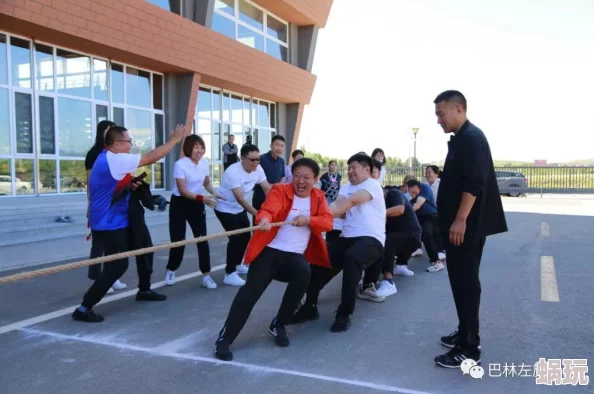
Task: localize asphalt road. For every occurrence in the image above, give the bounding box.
[0,210,592,394]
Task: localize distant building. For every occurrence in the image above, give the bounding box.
[534,160,547,167]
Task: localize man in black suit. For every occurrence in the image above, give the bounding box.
[432,90,508,368]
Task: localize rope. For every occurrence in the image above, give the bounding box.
[0,221,291,285]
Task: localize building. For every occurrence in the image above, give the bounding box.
[0,0,333,197]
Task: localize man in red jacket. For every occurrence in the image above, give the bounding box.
[214,158,333,361]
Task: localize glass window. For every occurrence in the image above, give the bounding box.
[231,95,242,123]
[0,88,9,155]
[11,37,31,89]
[197,118,211,135]
[267,15,287,43]
[127,108,152,154]
[113,107,124,126]
[59,160,86,193]
[212,90,221,120]
[145,0,181,14]
[270,103,276,128]
[266,39,287,62]
[231,124,243,146]
[252,127,258,147]
[111,63,124,103]
[0,159,11,195]
[0,34,7,85]
[15,92,33,154]
[154,114,164,147]
[238,25,264,51]
[258,101,270,127]
[197,87,212,118]
[58,98,92,157]
[39,96,55,155]
[257,127,270,151]
[239,0,263,31]
[154,162,164,188]
[212,122,221,160]
[212,12,236,40]
[152,74,163,110]
[38,159,57,194]
[201,132,212,159]
[93,59,108,101]
[35,44,54,92]
[126,67,151,108]
[96,104,108,124]
[56,49,91,98]
[215,0,234,16]
[243,98,251,124]
[14,158,34,195]
[222,93,230,122]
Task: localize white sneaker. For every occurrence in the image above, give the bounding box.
[376,280,397,297]
[224,272,246,287]
[393,265,414,276]
[107,287,115,294]
[202,276,217,289]
[112,280,127,290]
[412,248,423,257]
[438,252,446,261]
[165,270,176,286]
[357,283,385,303]
[427,261,445,273]
[235,264,249,275]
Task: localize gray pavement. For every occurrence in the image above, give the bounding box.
[0,206,593,393]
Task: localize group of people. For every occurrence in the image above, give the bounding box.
[77,90,508,370]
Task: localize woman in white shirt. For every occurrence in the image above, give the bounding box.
[165,135,223,289]
[371,148,387,185]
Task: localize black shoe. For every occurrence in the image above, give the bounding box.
[291,303,319,325]
[330,314,350,333]
[136,290,167,301]
[434,346,481,369]
[268,318,290,347]
[441,330,481,349]
[72,308,104,323]
[214,338,233,361]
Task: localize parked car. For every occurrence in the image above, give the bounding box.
[495,171,528,197]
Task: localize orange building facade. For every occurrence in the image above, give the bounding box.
[0,0,333,196]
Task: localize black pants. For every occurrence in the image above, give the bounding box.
[363,231,421,285]
[325,229,342,246]
[87,236,104,280]
[420,215,441,263]
[214,209,251,274]
[133,225,154,292]
[166,195,211,273]
[82,229,130,309]
[251,187,266,226]
[445,237,486,347]
[304,236,383,316]
[219,247,311,343]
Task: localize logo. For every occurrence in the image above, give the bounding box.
[461,359,484,379]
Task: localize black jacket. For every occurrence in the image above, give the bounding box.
[128,181,154,250]
[437,120,508,245]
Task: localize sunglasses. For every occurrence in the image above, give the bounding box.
[242,156,260,163]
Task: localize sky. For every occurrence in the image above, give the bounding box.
[298,0,594,163]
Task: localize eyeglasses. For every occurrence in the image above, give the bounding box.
[242,156,260,163]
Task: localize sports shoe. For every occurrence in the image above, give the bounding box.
[291,303,319,324]
[72,308,104,323]
[268,318,290,347]
[393,265,414,276]
[357,283,386,303]
[330,313,351,333]
[112,280,127,290]
[202,276,217,289]
[376,280,397,297]
[438,252,447,261]
[434,346,481,368]
[136,289,167,301]
[223,272,245,287]
[426,261,445,272]
[235,264,249,275]
[441,330,481,349]
[107,287,115,294]
[411,248,423,257]
[165,270,176,286]
[214,338,233,361]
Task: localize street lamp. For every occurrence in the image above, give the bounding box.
[412,127,420,167]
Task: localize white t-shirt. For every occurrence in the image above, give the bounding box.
[105,151,141,180]
[268,196,311,254]
[338,178,386,245]
[215,162,267,214]
[172,157,209,196]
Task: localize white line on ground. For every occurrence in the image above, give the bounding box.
[21,328,436,394]
[0,264,226,336]
[540,256,560,302]
[540,222,551,237]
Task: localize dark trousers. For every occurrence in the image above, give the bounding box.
[325,229,342,246]
[251,187,266,226]
[219,247,311,343]
[82,229,130,309]
[420,215,441,262]
[134,225,154,292]
[445,237,486,347]
[305,236,383,316]
[87,236,104,280]
[214,209,251,274]
[166,195,211,273]
[363,231,421,285]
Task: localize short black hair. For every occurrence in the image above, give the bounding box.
[426,164,440,176]
[292,157,320,178]
[292,149,304,159]
[433,90,467,111]
[406,179,422,189]
[372,159,382,173]
[271,135,285,144]
[328,160,337,166]
[347,153,373,170]
[371,148,386,165]
[183,135,205,157]
[240,143,259,157]
[105,126,128,146]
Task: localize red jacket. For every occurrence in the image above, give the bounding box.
[244,183,333,268]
